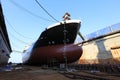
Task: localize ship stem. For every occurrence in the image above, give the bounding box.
[63,21,68,70]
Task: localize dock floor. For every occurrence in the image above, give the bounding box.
[0,65,120,80]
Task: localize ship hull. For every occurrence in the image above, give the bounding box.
[25,44,82,65]
[22,20,83,65]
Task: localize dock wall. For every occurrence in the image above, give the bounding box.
[78,31,120,64]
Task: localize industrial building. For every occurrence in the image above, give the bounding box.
[0,3,12,66]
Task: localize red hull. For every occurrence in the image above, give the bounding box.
[26,44,82,65]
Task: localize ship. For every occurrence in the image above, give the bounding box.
[22,19,83,65]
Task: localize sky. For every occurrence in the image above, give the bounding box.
[1,0,120,63]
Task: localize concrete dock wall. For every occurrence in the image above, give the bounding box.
[78,31,120,64]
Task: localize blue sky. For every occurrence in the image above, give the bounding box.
[1,0,120,63]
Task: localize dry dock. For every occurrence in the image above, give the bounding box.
[0,24,120,80]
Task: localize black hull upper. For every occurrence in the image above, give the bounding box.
[33,22,80,48]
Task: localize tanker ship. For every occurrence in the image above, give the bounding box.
[22,19,83,65]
